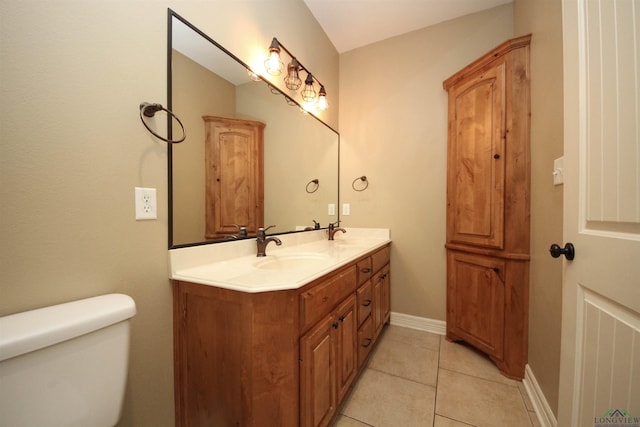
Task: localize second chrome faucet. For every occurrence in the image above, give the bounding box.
[256,225,282,257]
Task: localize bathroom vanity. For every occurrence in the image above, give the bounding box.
[169,229,391,427]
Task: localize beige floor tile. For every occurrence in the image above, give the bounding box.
[436,369,532,427]
[342,368,436,427]
[439,337,517,386]
[378,325,441,352]
[368,332,439,386]
[331,415,373,426]
[434,414,477,426]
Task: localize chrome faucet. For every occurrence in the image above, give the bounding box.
[327,222,346,240]
[256,225,282,257]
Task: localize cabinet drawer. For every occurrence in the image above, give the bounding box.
[357,316,373,368]
[356,280,373,327]
[371,245,391,274]
[356,257,372,286]
[300,265,357,331]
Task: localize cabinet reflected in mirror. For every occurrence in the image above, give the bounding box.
[168,10,339,248]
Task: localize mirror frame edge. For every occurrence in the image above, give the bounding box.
[166,8,341,250]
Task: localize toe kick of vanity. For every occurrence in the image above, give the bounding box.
[172,242,391,427]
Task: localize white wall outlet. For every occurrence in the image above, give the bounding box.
[342,203,350,216]
[135,187,157,220]
[553,157,564,186]
[328,203,336,215]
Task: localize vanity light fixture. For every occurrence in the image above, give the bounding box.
[284,58,302,90]
[317,85,329,111]
[264,38,284,75]
[300,73,317,102]
[262,37,329,110]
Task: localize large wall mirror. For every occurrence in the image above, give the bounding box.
[168,10,339,248]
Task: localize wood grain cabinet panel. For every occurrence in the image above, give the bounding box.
[203,116,265,239]
[443,35,531,380]
[173,243,391,427]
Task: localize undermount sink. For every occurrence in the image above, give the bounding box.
[254,253,329,271]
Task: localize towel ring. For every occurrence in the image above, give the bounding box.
[306,179,319,193]
[139,102,186,144]
[352,176,369,192]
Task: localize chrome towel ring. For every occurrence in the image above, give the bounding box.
[139,102,186,144]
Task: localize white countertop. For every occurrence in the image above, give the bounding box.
[169,228,391,293]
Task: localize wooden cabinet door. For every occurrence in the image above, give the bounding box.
[372,271,384,340]
[447,251,505,359]
[447,62,506,249]
[300,314,336,427]
[381,265,390,325]
[335,295,357,403]
[204,116,264,239]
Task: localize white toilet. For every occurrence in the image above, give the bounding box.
[0,293,136,427]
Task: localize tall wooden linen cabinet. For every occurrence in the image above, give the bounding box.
[443,35,531,379]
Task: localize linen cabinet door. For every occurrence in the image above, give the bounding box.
[446,62,506,250]
[300,314,336,427]
[446,251,505,359]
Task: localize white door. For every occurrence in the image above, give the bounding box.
[559,1,640,426]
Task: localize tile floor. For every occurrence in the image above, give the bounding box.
[333,325,541,427]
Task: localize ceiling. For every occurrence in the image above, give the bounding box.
[303,0,512,53]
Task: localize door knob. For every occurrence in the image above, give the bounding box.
[549,243,575,261]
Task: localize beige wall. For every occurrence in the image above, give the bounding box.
[514,0,564,416]
[0,2,337,426]
[338,5,513,320]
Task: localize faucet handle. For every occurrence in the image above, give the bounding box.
[257,225,276,238]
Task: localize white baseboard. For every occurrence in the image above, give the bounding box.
[389,311,446,335]
[523,364,558,427]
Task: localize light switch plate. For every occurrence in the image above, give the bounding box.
[553,157,564,186]
[342,203,350,216]
[328,203,336,215]
[135,187,157,220]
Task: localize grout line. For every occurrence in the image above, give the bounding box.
[438,366,521,388]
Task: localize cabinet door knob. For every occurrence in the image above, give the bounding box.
[493,153,501,159]
[332,322,339,329]
[361,267,371,274]
[549,243,575,260]
[493,267,499,273]
[361,338,372,348]
[339,316,346,322]
[362,299,372,307]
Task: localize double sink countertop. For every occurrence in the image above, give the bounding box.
[169,228,390,293]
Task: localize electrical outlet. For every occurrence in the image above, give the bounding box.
[342,203,350,216]
[135,187,157,220]
[328,203,336,215]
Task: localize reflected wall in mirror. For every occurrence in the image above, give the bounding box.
[168,10,339,248]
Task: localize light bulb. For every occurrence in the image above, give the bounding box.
[317,86,328,110]
[264,38,283,75]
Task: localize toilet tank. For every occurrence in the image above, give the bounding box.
[0,294,136,427]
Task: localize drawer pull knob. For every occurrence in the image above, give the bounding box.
[362,338,372,348]
[339,316,346,322]
[332,322,339,329]
[361,267,371,274]
[492,267,499,273]
[362,300,372,307]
